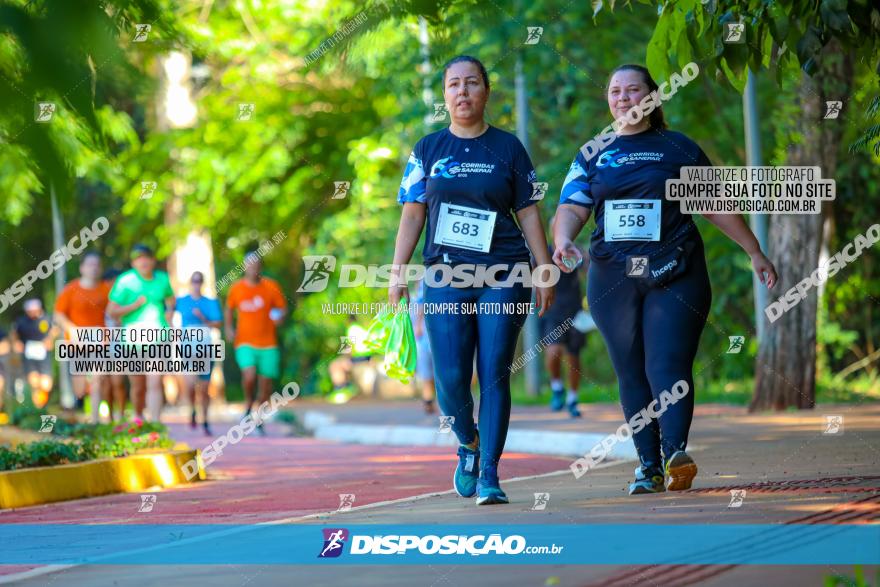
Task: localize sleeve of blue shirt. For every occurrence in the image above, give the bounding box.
[511,138,539,212]
[559,150,594,210]
[397,139,427,204]
[205,298,223,323]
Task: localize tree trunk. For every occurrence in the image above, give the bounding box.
[751,41,852,411]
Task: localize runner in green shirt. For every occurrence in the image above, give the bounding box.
[107,244,175,420]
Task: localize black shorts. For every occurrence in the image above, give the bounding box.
[539,316,586,355]
[23,357,53,377]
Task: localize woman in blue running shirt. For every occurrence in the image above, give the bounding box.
[390,55,555,506]
[553,64,777,494]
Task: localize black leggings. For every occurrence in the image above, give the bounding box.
[587,244,711,468]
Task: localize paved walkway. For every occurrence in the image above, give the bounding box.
[2,400,878,585]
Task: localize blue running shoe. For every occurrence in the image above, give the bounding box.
[454,444,480,497]
[476,464,508,505]
[550,389,565,411]
[628,465,665,495]
[567,400,582,418]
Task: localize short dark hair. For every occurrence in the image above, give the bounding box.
[130,243,154,260]
[442,55,489,90]
[81,250,101,263]
[607,64,667,130]
[191,271,204,283]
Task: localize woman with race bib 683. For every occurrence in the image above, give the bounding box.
[390,55,554,506]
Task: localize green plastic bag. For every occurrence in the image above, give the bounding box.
[363,306,396,353]
[382,304,417,384]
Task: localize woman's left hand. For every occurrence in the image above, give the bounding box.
[750,251,778,289]
[535,285,555,317]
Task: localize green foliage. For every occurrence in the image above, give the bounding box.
[596,0,880,153]
[11,402,73,435]
[1,1,878,404]
[0,0,180,212]
[824,565,880,587]
[0,439,86,470]
[3,403,173,470]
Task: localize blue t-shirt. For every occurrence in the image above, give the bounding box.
[176,294,222,329]
[559,128,712,263]
[398,126,538,266]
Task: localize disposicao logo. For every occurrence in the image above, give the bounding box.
[318,528,349,558]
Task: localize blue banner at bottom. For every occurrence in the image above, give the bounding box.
[1,524,877,565]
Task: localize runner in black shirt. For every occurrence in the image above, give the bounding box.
[554,64,777,494]
[391,55,555,505]
[539,220,588,418]
[13,299,59,408]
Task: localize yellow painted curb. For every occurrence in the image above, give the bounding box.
[0,449,204,509]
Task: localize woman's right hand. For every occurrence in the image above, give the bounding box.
[552,239,583,273]
[388,284,410,307]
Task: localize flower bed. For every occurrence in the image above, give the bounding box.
[0,405,174,471]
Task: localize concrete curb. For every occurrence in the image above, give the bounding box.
[302,410,639,461]
[0,448,203,509]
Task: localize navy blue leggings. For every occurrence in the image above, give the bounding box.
[424,282,532,472]
[587,245,711,467]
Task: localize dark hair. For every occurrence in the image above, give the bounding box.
[130,243,155,259]
[442,55,489,90]
[191,271,204,283]
[607,64,667,130]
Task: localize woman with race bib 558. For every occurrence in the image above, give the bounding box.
[554,64,777,494]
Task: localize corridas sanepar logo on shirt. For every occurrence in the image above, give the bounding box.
[596,149,665,169]
[429,156,496,178]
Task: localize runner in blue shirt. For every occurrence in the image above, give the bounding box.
[176,271,222,435]
[554,64,777,494]
[390,55,555,505]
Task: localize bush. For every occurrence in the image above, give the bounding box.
[0,447,22,471]
[0,439,90,471]
[1,414,174,471]
[10,403,75,436]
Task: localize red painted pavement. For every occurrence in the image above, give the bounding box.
[0,421,571,578]
[1,423,570,525]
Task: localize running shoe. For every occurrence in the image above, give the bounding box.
[330,385,356,404]
[454,444,480,497]
[203,422,212,437]
[256,422,267,437]
[566,401,582,418]
[628,465,666,495]
[476,464,508,505]
[423,399,436,415]
[550,389,565,412]
[664,450,698,491]
[190,409,197,429]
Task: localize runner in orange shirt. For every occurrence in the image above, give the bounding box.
[225,253,287,435]
[54,252,113,422]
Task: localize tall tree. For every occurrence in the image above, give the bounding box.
[754,40,853,410]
